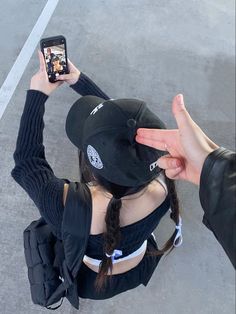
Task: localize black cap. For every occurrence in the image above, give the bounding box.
[65,96,166,187]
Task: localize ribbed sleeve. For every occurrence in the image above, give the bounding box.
[70,72,110,100]
[11,90,65,239]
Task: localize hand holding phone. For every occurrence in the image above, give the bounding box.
[40,35,69,83]
[30,50,63,95]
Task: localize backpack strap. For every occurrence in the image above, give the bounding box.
[60,181,92,309]
[62,181,92,276]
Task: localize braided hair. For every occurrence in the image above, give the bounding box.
[78,150,181,292]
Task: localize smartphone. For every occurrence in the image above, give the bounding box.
[40,35,69,83]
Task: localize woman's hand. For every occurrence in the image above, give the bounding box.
[57,59,81,85]
[135,94,219,185]
[30,50,63,96]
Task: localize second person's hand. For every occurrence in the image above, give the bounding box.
[135,94,219,185]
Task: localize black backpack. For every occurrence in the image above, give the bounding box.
[23,182,92,310]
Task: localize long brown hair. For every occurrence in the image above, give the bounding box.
[78,150,181,293]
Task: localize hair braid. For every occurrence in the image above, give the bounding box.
[165,176,181,225]
[146,173,181,256]
[94,197,122,292]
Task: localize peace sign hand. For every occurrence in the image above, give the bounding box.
[136,94,219,185]
[30,50,63,96]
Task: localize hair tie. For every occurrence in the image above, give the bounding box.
[113,196,121,201]
[105,249,123,262]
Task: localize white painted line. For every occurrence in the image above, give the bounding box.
[0,0,59,120]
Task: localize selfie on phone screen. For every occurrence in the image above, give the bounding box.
[43,44,67,81]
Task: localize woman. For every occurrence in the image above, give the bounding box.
[11,51,183,300]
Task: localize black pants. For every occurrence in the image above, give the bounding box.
[77,235,162,300]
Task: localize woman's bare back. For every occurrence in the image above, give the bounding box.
[81,179,167,274]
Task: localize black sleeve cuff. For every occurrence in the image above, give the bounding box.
[69,72,86,89]
[69,72,110,99]
[199,147,228,210]
[26,89,49,105]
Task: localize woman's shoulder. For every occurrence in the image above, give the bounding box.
[63,180,91,206]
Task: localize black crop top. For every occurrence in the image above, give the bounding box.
[85,194,171,260]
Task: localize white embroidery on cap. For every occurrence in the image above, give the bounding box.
[150,160,158,171]
[89,99,116,116]
[90,103,104,115]
[87,145,103,169]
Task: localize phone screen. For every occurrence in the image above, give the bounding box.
[43,43,67,81]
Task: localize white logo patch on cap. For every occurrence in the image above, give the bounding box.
[89,99,116,115]
[87,145,103,169]
[150,160,158,171]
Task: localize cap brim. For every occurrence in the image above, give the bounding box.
[65,95,105,149]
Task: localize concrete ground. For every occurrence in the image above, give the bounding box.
[0,0,235,313]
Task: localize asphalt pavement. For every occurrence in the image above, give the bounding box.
[0,1,235,313]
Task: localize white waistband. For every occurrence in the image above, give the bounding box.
[83,237,149,266]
